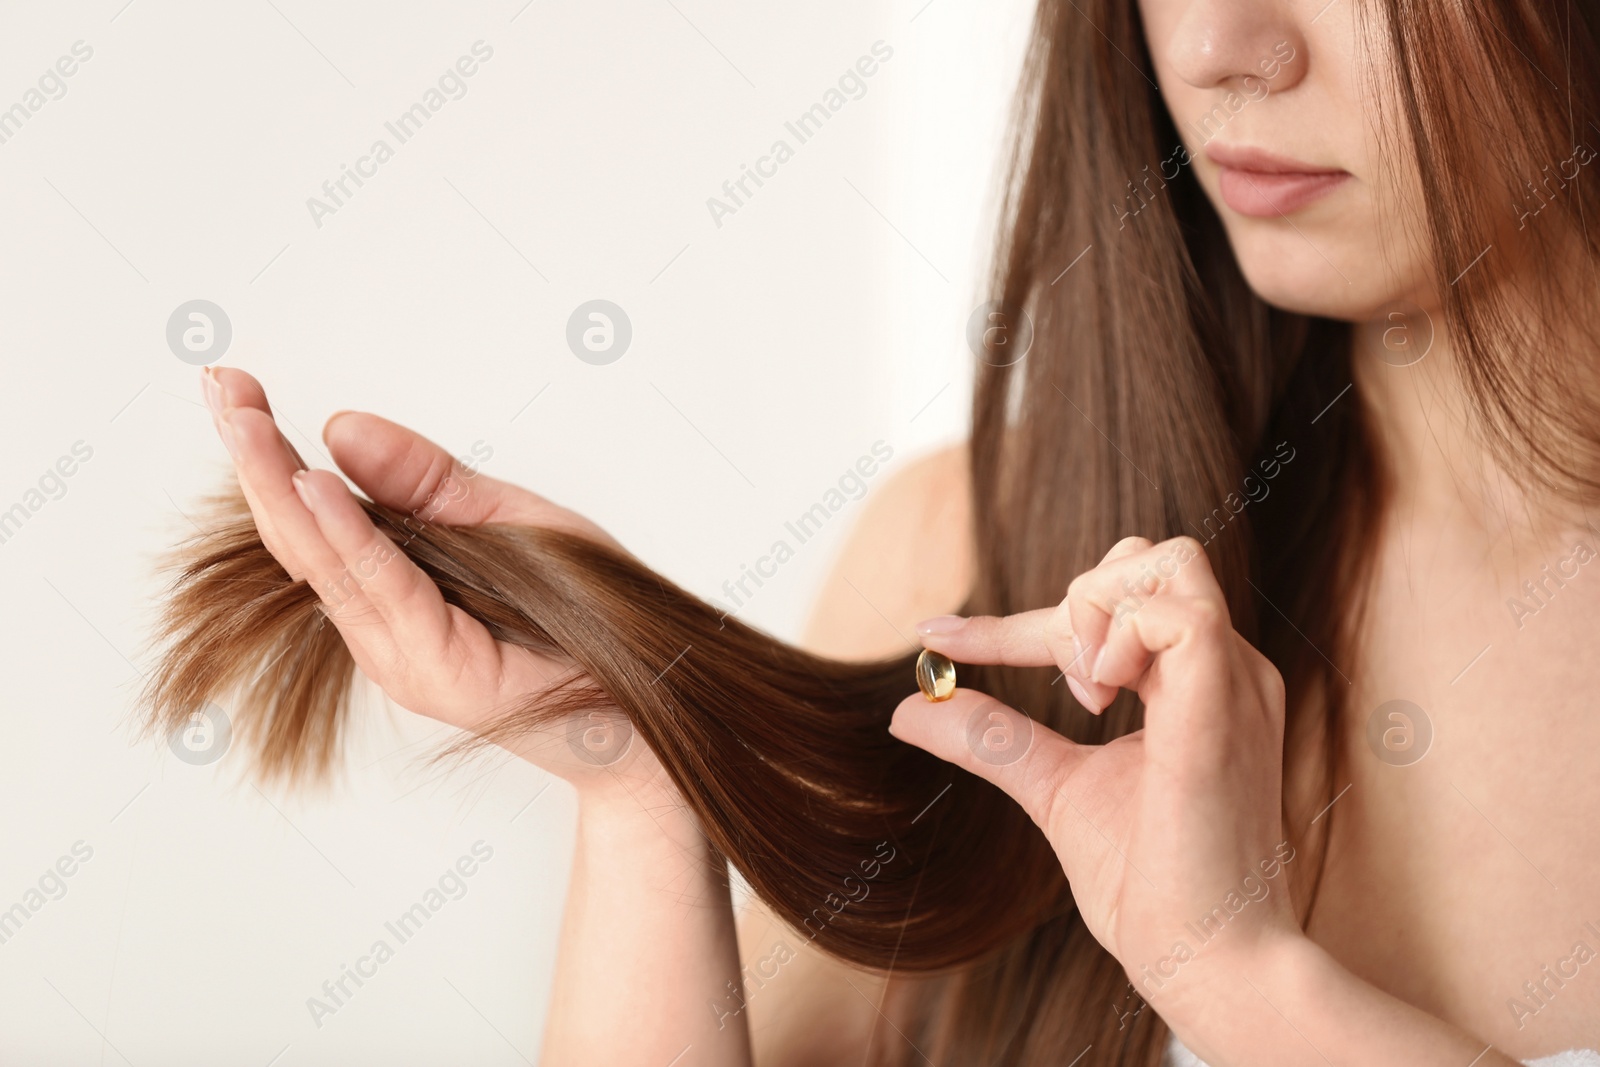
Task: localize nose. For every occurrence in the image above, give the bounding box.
[1161,0,1308,95]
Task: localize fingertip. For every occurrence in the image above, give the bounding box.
[211,366,267,412]
[1090,644,1109,685]
[321,411,415,476]
[889,688,946,746]
[915,615,967,637]
[322,409,359,445]
[290,469,314,513]
[296,466,355,505]
[200,367,222,416]
[1065,675,1102,714]
[888,692,920,735]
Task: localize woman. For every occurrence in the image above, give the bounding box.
[154,0,1600,1063]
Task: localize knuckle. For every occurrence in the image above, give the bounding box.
[1162,535,1206,565]
[325,596,384,630]
[1107,535,1154,559]
[1183,596,1229,637]
[1261,667,1287,713]
[411,452,463,518]
[1042,603,1075,650]
[1100,534,1152,566]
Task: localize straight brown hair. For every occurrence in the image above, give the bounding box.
[143,1,1600,1062]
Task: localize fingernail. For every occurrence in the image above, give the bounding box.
[292,470,316,513]
[219,410,239,459]
[1065,675,1098,713]
[916,615,967,636]
[199,369,221,416]
[1091,644,1109,685]
[1071,634,1087,672]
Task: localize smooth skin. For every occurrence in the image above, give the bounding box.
[202,0,1600,1062]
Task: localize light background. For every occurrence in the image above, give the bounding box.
[0,1,1031,1062]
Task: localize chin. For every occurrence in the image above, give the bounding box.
[1228,232,1402,321]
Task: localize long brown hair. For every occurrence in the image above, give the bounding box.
[143,2,1599,1063]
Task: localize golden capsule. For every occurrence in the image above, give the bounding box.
[915,648,957,701]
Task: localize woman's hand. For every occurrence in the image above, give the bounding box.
[889,535,1300,1012]
[200,367,677,814]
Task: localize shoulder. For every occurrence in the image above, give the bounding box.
[800,442,974,660]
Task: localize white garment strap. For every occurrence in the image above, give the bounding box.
[1163,1034,1600,1067]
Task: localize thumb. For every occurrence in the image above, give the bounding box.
[322,411,507,523]
[323,412,606,542]
[889,689,1091,831]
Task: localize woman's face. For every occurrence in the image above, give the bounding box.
[1136,0,1434,321]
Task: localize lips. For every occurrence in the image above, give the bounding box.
[1206,145,1350,218]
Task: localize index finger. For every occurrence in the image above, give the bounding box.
[915,608,1062,667]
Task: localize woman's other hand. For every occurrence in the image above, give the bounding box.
[201,366,676,813]
[889,535,1300,1014]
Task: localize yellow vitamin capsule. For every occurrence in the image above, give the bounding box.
[915,648,957,701]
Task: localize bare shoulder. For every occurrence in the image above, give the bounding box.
[737,442,971,1065]
[801,442,975,660]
